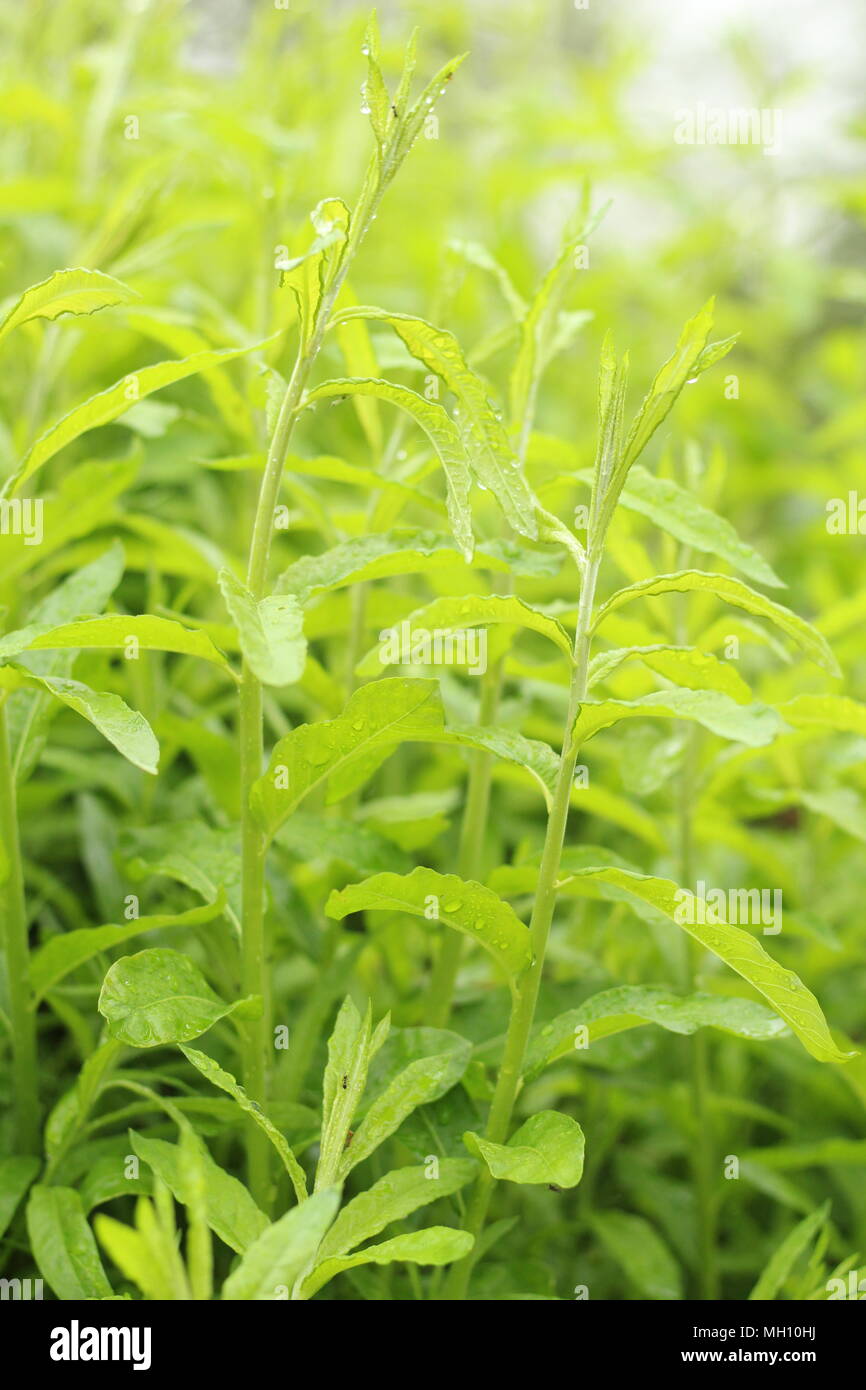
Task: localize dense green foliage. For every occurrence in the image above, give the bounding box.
[1,0,864,1302]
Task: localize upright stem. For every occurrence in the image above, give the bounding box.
[679,730,717,1298]
[427,654,504,1027]
[444,550,601,1299]
[238,175,380,1202]
[0,700,39,1153]
[674,562,717,1300]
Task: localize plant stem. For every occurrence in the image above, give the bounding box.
[0,700,39,1153]
[679,729,717,1299]
[443,551,601,1299]
[427,654,504,1027]
[674,558,717,1301]
[238,170,381,1202]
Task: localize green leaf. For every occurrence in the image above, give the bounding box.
[593,571,840,676]
[299,1227,473,1300]
[361,12,391,148]
[524,986,788,1077]
[276,530,559,602]
[778,694,866,737]
[383,49,467,186]
[616,300,729,485]
[129,1132,267,1254]
[0,613,234,673]
[26,1185,113,1299]
[120,822,241,932]
[98,947,258,1047]
[30,895,226,1003]
[315,998,383,1190]
[326,866,532,983]
[304,379,473,559]
[356,593,573,675]
[275,814,411,875]
[252,678,446,838]
[0,267,137,344]
[573,689,787,749]
[464,1111,585,1187]
[331,309,538,538]
[217,568,306,686]
[748,1203,830,1301]
[800,787,866,844]
[429,724,559,805]
[95,1203,177,1301]
[315,1159,477,1263]
[588,644,752,702]
[178,1045,307,1202]
[448,238,527,321]
[0,667,159,773]
[614,465,783,588]
[559,867,853,1063]
[591,1211,682,1299]
[0,1156,40,1238]
[221,1187,341,1300]
[3,339,270,496]
[344,1033,472,1176]
[509,212,602,453]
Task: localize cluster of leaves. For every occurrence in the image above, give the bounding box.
[1,0,865,1302]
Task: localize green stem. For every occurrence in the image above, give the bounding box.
[0,700,39,1153]
[427,654,504,1027]
[238,165,382,1201]
[443,551,601,1299]
[679,729,717,1299]
[674,556,717,1300]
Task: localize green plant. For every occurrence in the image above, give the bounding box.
[1,0,864,1305]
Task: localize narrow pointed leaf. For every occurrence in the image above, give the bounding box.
[222,1187,341,1300]
[356,593,573,675]
[252,678,446,837]
[0,613,233,672]
[0,666,159,773]
[326,866,531,982]
[3,339,270,496]
[330,310,537,537]
[316,1159,477,1262]
[30,895,226,1003]
[0,267,137,344]
[303,378,473,558]
[26,1185,113,1299]
[594,570,839,675]
[573,689,787,748]
[560,867,853,1063]
[179,1046,307,1202]
[591,1211,682,1300]
[130,1133,267,1254]
[300,1227,473,1299]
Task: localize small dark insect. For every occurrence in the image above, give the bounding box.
[391,104,398,118]
[344,1130,354,1148]
[548,1184,563,1194]
[341,1073,348,1089]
